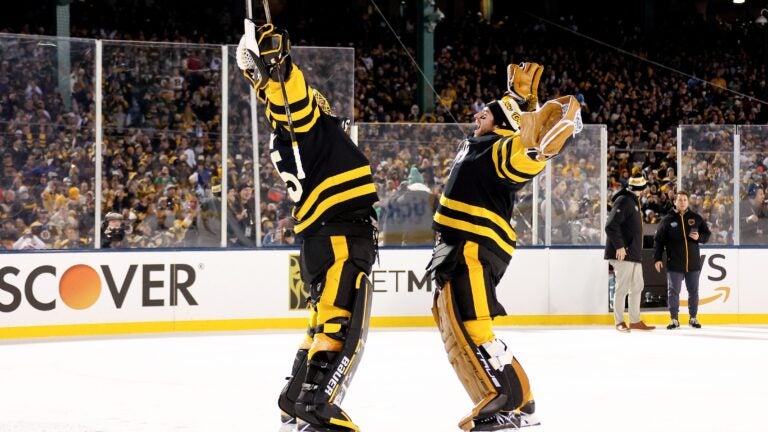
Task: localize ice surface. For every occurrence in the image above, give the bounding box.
[2,325,767,432]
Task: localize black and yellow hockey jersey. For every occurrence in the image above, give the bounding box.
[433,131,546,262]
[262,65,378,237]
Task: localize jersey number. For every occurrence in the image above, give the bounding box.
[271,150,303,202]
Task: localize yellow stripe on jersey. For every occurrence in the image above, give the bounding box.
[295,166,374,220]
[294,184,378,234]
[433,212,515,256]
[265,68,320,133]
[498,138,522,181]
[492,136,546,182]
[270,107,320,134]
[268,92,316,121]
[491,137,506,180]
[438,195,516,242]
[265,67,310,105]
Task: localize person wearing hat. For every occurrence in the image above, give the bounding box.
[101,211,126,248]
[739,183,767,245]
[653,190,711,329]
[605,173,656,332]
[427,62,582,430]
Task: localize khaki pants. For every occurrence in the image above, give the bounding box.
[609,259,644,324]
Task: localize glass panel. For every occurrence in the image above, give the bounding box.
[514,180,537,246]
[0,34,96,250]
[101,41,223,248]
[226,44,257,247]
[679,125,735,245]
[737,125,768,245]
[358,122,467,246]
[251,47,355,247]
[548,124,605,245]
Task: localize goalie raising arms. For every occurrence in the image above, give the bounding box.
[237,22,378,432]
[428,63,582,431]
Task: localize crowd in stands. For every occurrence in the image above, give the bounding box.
[2,4,768,249]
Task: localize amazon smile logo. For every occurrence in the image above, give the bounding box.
[681,286,730,306]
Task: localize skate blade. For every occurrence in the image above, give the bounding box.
[279,417,297,432]
[518,413,541,428]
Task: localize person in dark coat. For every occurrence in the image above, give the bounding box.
[605,174,656,332]
[653,190,711,329]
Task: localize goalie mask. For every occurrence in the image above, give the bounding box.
[486,95,522,134]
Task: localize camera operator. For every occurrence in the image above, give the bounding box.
[101,212,127,248]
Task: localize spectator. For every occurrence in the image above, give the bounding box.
[740,183,767,245]
[605,174,655,332]
[653,190,711,329]
[12,227,47,250]
[101,211,127,248]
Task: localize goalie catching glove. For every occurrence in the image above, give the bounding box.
[507,62,543,112]
[236,20,292,89]
[520,95,583,162]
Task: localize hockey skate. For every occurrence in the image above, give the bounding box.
[516,400,540,428]
[470,411,521,431]
[295,418,357,432]
[279,411,297,432]
[516,411,540,428]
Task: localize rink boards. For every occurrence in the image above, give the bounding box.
[0,247,766,339]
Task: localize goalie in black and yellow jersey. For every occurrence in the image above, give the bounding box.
[237,21,378,432]
[428,63,583,431]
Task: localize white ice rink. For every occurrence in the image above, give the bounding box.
[2,325,768,432]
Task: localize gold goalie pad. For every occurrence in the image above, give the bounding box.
[520,95,583,162]
[432,283,499,431]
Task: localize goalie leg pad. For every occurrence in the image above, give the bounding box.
[433,283,532,430]
[278,320,313,422]
[295,273,372,432]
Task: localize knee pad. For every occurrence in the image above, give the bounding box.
[295,273,372,431]
[432,283,531,431]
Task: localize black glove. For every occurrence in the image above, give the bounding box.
[236,21,292,89]
[255,23,292,81]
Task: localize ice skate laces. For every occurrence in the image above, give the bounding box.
[475,411,520,428]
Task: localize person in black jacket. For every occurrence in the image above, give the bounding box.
[605,174,656,332]
[653,190,711,329]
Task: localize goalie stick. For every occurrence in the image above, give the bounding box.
[244,0,305,179]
